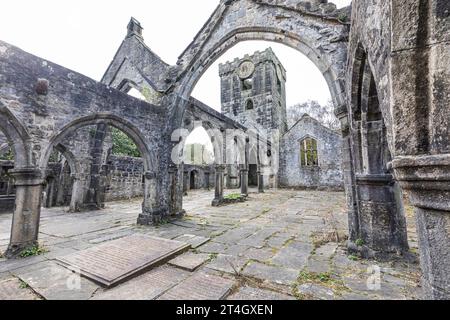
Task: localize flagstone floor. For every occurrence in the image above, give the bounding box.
[0,189,422,300]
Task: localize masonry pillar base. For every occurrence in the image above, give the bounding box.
[137,207,168,226]
[5,168,44,258]
[393,154,450,300]
[351,174,409,259]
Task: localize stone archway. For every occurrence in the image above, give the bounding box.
[172,0,349,110]
[39,113,161,225]
[347,45,409,258]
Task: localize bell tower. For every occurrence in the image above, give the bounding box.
[219,48,287,134]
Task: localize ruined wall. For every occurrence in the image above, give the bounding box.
[183,164,215,192]
[279,115,343,189]
[105,155,144,201]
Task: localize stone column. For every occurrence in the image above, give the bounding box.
[393,155,450,299]
[138,171,164,225]
[168,164,185,218]
[182,170,189,195]
[240,165,249,197]
[6,168,44,257]
[212,165,225,207]
[43,177,56,208]
[69,173,89,212]
[335,104,360,246]
[352,174,408,257]
[257,167,265,193]
[205,171,211,190]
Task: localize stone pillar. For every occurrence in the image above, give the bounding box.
[69,173,89,212]
[205,171,211,190]
[182,170,189,195]
[43,177,56,208]
[257,167,265,193]
[240,166,249,197]
[212,165,225,207]
[168,164,185,217]
[335,104,361,246]
[138,171,164,225]
[6,168,44,257]
[351,174,409,257]
[393,155,450,300]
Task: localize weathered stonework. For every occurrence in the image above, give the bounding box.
[279,115,343,189]
[0,0,448,300]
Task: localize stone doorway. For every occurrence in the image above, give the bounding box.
[190,171,196,190]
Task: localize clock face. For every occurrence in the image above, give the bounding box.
[237,61,255,79]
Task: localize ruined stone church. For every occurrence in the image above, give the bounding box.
[0,0,449,300]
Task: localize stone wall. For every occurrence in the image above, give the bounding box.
[183,164,215,192]
[105,155,144,201]
[279,115,343,189]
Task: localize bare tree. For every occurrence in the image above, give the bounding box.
[286,99,340,131]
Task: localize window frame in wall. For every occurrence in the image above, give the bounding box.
[299,137,319,167]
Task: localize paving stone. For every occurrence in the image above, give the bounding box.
[14,261,98,300]
[238,228,278,248]
[0,255,47,274]
[227,286,295,300]
[296,283,336,300]
[214,226,260,245]
[157,272,235,300]
[88,230,134,244]
[172,234,210,249]
[271,242,313,270]
[206,254,248,274]
[168,252,210,272]
[197,241,227,254]
[92,266,190,300]
[242,261,298,286]
[305,258,331,274]
[0,276,39,300]
[315,243,338,258]
[266,234,293,248]
[0,190,421,301]
[243,247,276,262]
[222,244,251,257]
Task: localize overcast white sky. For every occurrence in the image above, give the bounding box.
[0,0,351,146]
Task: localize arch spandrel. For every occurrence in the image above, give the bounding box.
[173,0,349,109]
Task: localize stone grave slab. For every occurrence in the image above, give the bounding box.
[0,277,39,300]
[56,234,190,287]
[92,266,189,300]
[168,252,210,271]
[173,234,210,249]
[157,272,235,300]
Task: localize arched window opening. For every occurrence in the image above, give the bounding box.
[184,127,215,165]
[246,99,254,110]
[300,137,318,167]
